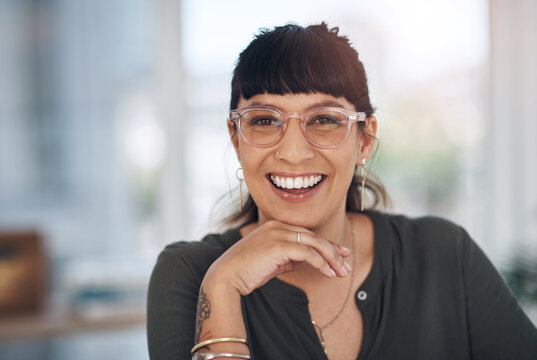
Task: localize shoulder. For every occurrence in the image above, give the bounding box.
[380,212,464,236]
[370,211,473,264]
[147,228,240,358]
[377,212,468,244]
[151,227,241,285]
[161,228,240,260]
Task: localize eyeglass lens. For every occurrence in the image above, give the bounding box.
[239,108,350,147]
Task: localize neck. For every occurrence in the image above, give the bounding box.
[310,206,352,248]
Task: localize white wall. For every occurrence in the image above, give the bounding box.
[487,0,537,264]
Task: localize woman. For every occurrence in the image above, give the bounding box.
[147,23,537,360]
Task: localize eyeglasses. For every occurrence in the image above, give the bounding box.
[229,106,367,148]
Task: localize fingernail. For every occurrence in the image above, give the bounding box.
[343,261,352,272]
[340,264,348,275]
[329,268,337,277]
[340,246,351,253]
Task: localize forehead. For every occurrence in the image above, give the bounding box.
[237,93,356,112]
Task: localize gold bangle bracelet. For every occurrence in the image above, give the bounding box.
[191,337,248,354]
[192,353,251,360]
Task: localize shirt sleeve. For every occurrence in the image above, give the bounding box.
[147,246,201,360]
[459,227,537,359]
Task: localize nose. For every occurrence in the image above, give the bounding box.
[275,118,314,164]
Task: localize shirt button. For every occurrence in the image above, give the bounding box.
[357,290,367,301]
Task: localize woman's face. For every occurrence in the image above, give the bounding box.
[229,92,377,229]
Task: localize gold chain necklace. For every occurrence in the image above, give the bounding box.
[311,221,356,356]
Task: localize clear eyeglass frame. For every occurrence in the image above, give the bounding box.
[229,106,367,149]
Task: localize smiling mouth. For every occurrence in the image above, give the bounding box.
[268,174,326,193]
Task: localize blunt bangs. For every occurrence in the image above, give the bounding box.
[230,23,374,115]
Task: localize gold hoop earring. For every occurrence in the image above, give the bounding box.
[236,167,244,212]
[360,158,367,212]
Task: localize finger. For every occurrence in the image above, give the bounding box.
[300,232,350,277]
[278,229,350,277]
[265,222,351,276]
[335,243,352,256]
[281,243,337,278]
[266,221,346,254]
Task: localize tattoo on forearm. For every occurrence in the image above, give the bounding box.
[194,286,211,346]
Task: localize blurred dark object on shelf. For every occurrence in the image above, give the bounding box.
[0,230,47,316]
[503,245,537,306]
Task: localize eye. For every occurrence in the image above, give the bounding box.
[243,110,282,128]
[249,116,280,126]
[307,114,344,126]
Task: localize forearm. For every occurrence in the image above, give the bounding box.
[194,270,249,356]
[190,221,349,358]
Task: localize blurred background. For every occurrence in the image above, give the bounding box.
[0,0,536,359]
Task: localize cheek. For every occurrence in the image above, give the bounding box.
[331,139,361,171]
[340,158,357,185]
[331,150,360,190]
[236,139,252,164]
[237,144,269,181]
[238,143,257,164]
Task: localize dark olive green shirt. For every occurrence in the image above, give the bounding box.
[147,212,537,359]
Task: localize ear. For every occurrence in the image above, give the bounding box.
[356,115,378,165]
[228,119,241,163]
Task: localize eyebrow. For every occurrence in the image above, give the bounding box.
[247,100,346,110]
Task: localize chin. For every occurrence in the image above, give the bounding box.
[266,210,325,229]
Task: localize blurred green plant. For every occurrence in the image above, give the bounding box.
[502,247,537,306]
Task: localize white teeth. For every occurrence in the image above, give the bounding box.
[285,177,294,189]
[270,174,323,189]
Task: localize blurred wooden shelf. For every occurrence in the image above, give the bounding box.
[0,305,146,341]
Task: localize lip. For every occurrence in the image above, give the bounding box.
[267,173,326,202]
[269,171,324,177]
